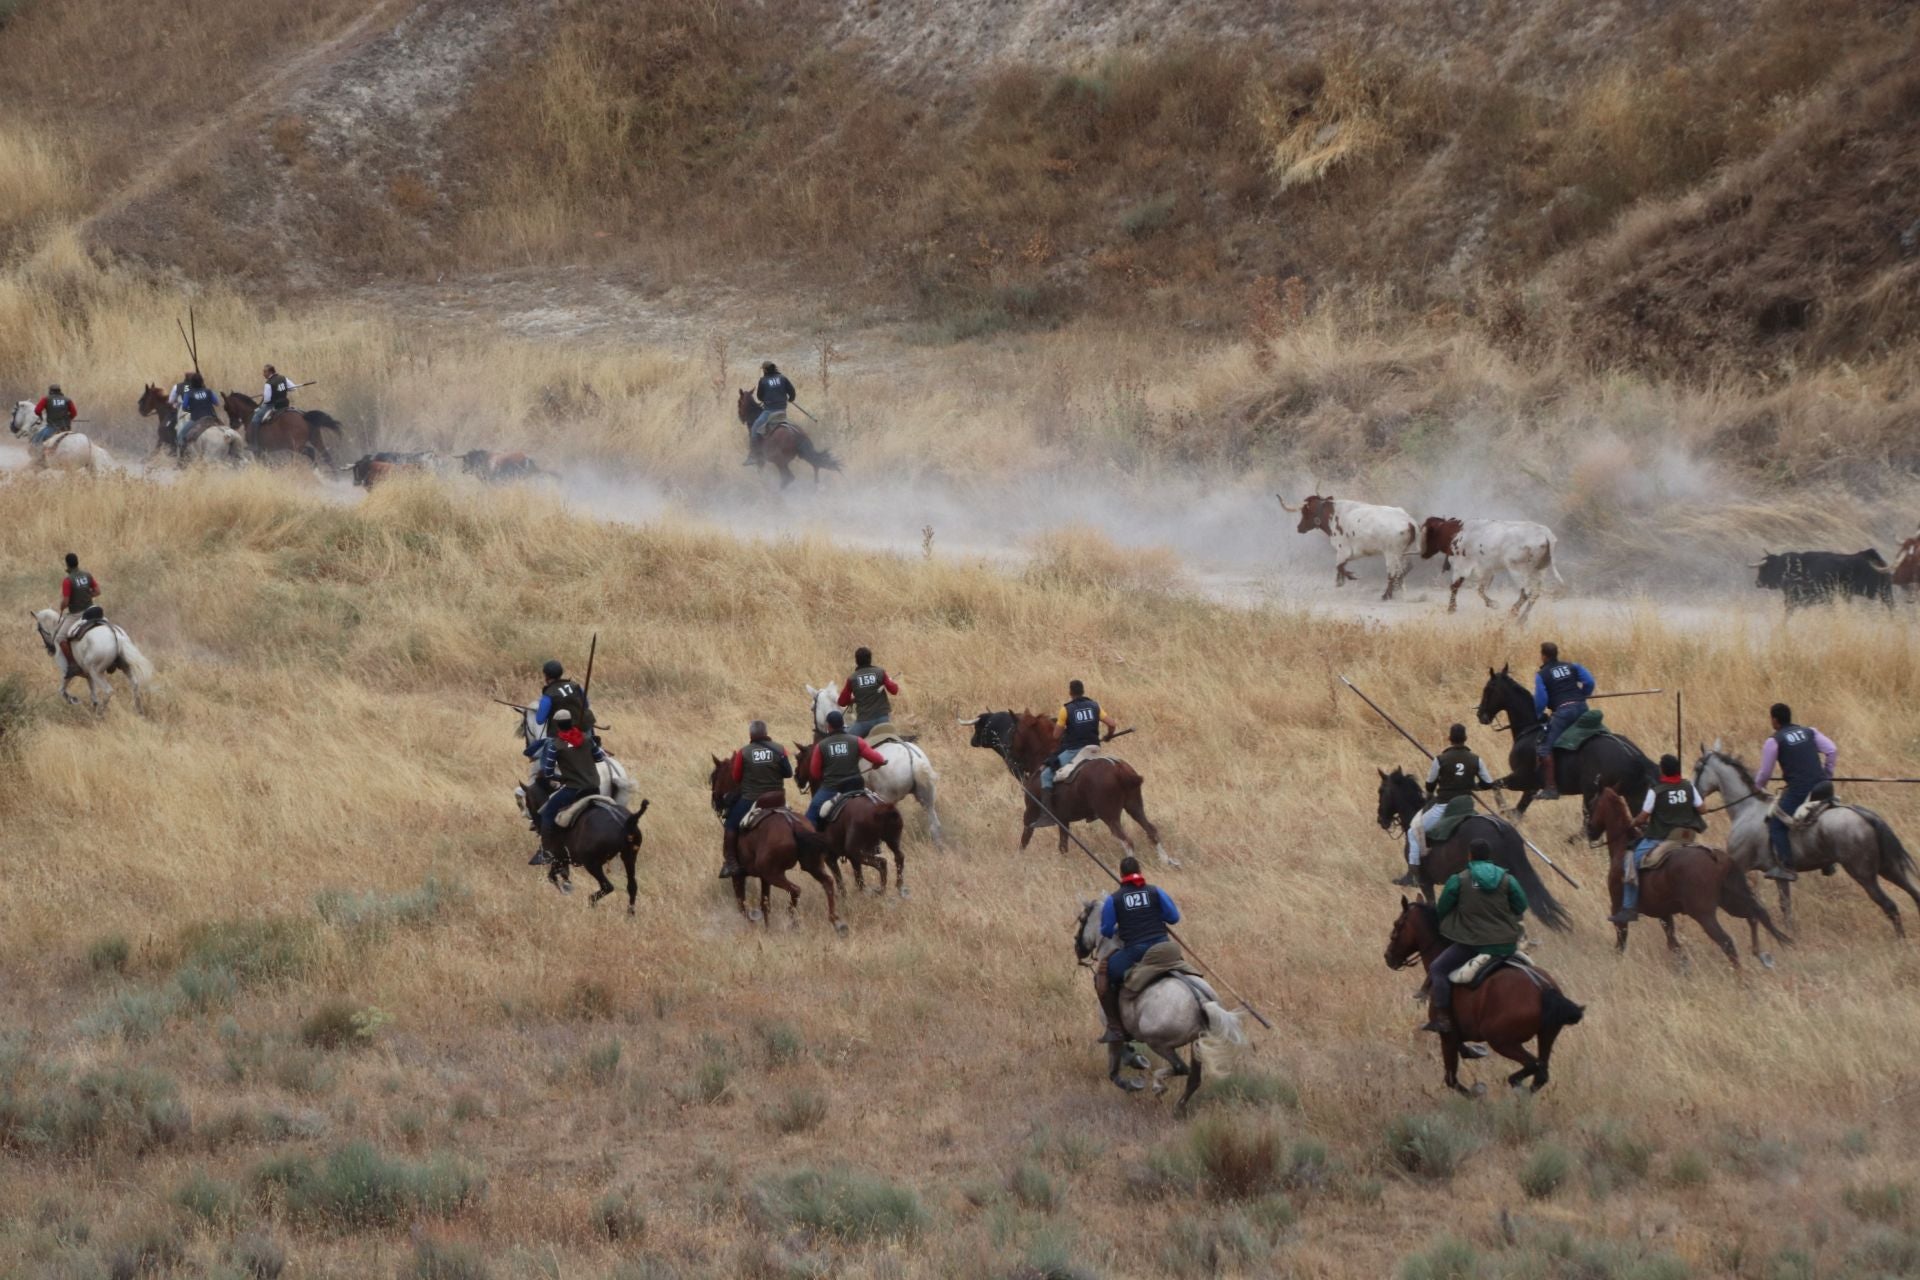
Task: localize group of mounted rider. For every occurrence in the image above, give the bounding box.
[136,363,341,464]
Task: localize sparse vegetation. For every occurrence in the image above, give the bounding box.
[752,1166,927,1243]
[1519,1144,1573,1199]
[765,1088,828,1136]
[1386,1112,1480,1182]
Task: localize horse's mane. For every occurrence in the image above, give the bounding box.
[1702,749,1758,791]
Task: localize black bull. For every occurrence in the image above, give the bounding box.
[1753,549,1892,609]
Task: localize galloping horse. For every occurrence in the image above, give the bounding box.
[1694,747,1920,936]
[31,609,154,715]
[137,384,180,454]
[707,757,844,932]
[1586,785,1787,968]
[966,710,1173,865]
[1476,665,1656,815]
[1074,900,1246,1111]
[806,683,942,843]
[222,391,344,464]
[1384,898,1584,1095]
[735,389,840,488]
[795,741,908,897]
[1374,768,1571,930]
[9,403,110,471]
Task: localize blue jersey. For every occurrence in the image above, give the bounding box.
[182,388,220,421]
[1060,697,1103,752]
[1101,884,1180,946]
[1533,662,1594,714]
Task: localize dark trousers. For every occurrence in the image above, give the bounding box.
[1429,943,1478,1010]
[1767,784,1815,866]
[1537,702,1587,759]
[807,779,859,826]
[848,717,886,738]
[1107,938,1161,987]
[723,793,754,831]
[538,786,585,836]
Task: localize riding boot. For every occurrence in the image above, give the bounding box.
[1537,753,1560,801]
[718,828,741,880]
[1391,867,1419,888]
[1607,881,1639,925]
[1420,1004,1455,1036]
[527,848,552,866]
[1096,977,1128,1045]
[1764,828,1798,881]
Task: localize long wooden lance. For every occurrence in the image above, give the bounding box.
[1341,675,1581,889]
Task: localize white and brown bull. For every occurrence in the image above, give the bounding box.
[1277,493,1417,599]
[1893,530,1920,602]
[1420,516,1562,619]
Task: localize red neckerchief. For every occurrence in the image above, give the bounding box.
[1119,873,1146,888]
[1659,773,1685,785]
[557,727,585,748]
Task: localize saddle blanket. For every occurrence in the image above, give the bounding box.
[1635,829,1698,877]
[738,794,792,832]
[1449,951,1536,989]
[1122,939,1200,995]
[1426,796,1478,845]
[818,788,881,826]
[57,608,111,664]
[1551,709,1609,754]
[1056,745,1119,786]
[1777,797,1841,828]
[555,794,627,829]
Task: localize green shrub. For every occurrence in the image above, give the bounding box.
[174,964,238,1014]
[1667,1148,1711,1189]
[1397,1235,1482,1280]
[87,935,131,975]
[406,1236,491,1280]
[1,1066,192,1155]
[106,1221,185,1277]
[753,1166,926,1242]
[1587,1122,1654,1182]
[1162,1210,1271,1276]
[1009,1161,1063,1213]
[178,919,313,989]
[1519,1143,1572,1199]
[1283,1139,1330,1191]
[765,1088,827,1135]
[582,1039,621,1086]
[77,989,179,1042]
[1119,193,1180,238]
[270,1047,335,1096]
[314,877,465,932]
[1847,1229,1920,1274]
[757,1021,803,1066]
[261,1141,482,1227]
[448,1091,484,1123]
[223,1233,286,1279]
[301,999,368,1050]
[566,978,617,1022]
[593,1185,646,1241]
[691,1056,731,1106]
[1192,1072,1298,1111]
[172,1169,237,1223]
[1385,1111,1478,1180]
[1843,1180,1913,1224]
[1186,1114,1283,1201]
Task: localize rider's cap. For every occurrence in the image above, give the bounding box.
[825,710,844,729]
[761,361,776,373]
[550,709,573,726]
[48,384,60,394]
[542,659,564,680]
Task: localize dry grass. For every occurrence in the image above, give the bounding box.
[2,470,1920,1275]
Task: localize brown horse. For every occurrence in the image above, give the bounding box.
[965,709,1062,777]
[707,758,844,932]
[1586,786,1789,968]
[222,391,344,464]
[735,389,840,488]
[136,384,180,454]
[1384,898,1584,1095]
[1374,768,1572,931]
[794,742,908,897]
[966,708,1173,865]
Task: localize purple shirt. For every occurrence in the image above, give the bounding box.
[1755,729,1837,787]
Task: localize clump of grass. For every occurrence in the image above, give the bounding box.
[0,1065,192,1155]
[1396,1235,1481,1280]
[87,934,130,975]
[76,988,179,1042]
[270,1046,336,1096]
[174,963,239,1015]
[300,998,388,1050]
[448,1091,484,1124]
[1162,1209,1274,1276]
[1024,526,1183,596]
[1119,193,1180,238]
[1667,1148,1711,1189]
[106,1221,186,1278]
[1585,1121,1654,1197]
[1192,1071,1299,1111]
[765,1088,828,1135]
[178,918,313,990]
[407,1236,491,1280]
[757,1021,803,1066]
[752,1166,926,1242]
[172,1168,238,1223]
[583,1038,622,1086]
[1843,1180,1913,1224]
[567,977,618,1022]
[1186,1114,1283,1201]
[314,877,466,933]
[1519,1143,1572,1199]
[1009,1161,1064,1213]
[224,1233,286,1279]
[684,1054,731,1106]
[252,1141,482,1227]
[1385,1111,1479,1181]
[593,1185,646,1241]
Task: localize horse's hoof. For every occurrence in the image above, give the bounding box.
[746,910,763,923]
[1123,1051,1149,1071]
[1759,953,1776,970]
[833,921,849,935]
[897,887,910,899]
[626,905,636,917]
[1114,1078,1146,1093]
[1470,1082,1488,1099]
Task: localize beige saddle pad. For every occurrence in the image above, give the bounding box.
[1637,828,1697,875]
[1449,951,1534,988]
[818,788,880,826]
[1056,745,1118,786]
[1121,939,1200,995]
[555,794,625,829]
[865,723,904,747]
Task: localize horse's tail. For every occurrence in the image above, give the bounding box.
[305,411,343,435]
[793,825,835,870]
[1539,985,1586,1033]
[1714,856,1793,945]
[626,799,650,849]
[116,632,155,685]
[1494,826,1570,933]
[1543,533,1564,586]
[1862,807,1920,888]
[797,435,841,472]
[876,803,905,851]
[1192,1000,1248,1077]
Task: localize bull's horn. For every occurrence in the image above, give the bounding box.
[1274,494,1298,513]
[957,716,979,725]
[1746,560,1769,568]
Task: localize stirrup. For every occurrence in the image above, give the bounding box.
[1391,869,1418,887]
[1607,909,1638,924]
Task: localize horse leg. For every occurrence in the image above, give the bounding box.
[1775,879,1794,934]
[1108,1043,1143,1092]
[622,845,638,916]
[733,874,755,922]
[1614,921,1629,953]
[1176,1048,1205,1115]
[1440,1036,1469,1096]
[1447,577,1463,613]
[916,774,943,846]
[1121,791,1175,868]
[798,858,845,934]
[777,462,794,489]
[1490,1041,1538,1090]
[760,879,773,926]
[1529,1026,1561,1092]
[1019,822,1037,851]
[586,858,616,906]
[1692,909,1740,969]
[889,832,906,898]
[1661,917,1681,952]
[1843,861,1906,938]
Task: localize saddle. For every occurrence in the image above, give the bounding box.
[1548,709,1609,755]
[737,792,791,832]
[58,607,107,665]
[1634,828,1698,877]
[554,794,626,829]
[1448,951,1537,990]
[865,723,906,747]
[1777,795,1839,828]
[1055,745,1117,786]
[1425,796,1478,845]
[818,788,879,827]
[1121,939,1200,995]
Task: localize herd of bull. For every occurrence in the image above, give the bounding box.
[346,448,546,489]
[1278,492,1920,612]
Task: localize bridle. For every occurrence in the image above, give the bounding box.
[1694,754,1770,816]
[1071,900,1097,966]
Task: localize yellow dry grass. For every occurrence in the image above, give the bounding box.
[4,469,1920,1277]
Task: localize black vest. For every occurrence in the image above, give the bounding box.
[1773,725,1824,790]
[1110,884,1172,947]
[1060,697,1102,752]
[1434,746,1482,801]
[739,741,790,796]
[817,732,864,789]
[267,375,292,409]
[848,667,891,723]
[552,739,600,791]
[757,374,792,409]
[543,678,592,731]
[44,396,73,426]
[1646,781,1706,840]
[184,388,219,420]
[1540,662,1586,709]
[64,572,96,612]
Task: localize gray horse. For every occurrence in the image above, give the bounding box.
[1694,747,1920,936]
[1073,900,1246,1112]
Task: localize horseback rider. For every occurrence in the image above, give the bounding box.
[176,373,224,450]
[1096,855,1182,1045]
[745,361,799,464]
[1756,702,1838,883]
[1395,724,1496,888]
[1609,754,1706,924]
[251,364,298,438]
[719,720,794,879]
[1041,679,1117,810]
[58,552,101,642]
[168,371,193,412]
[837,647,899,737]
[535,659,595,735]
[1422,838,1529,1037]
[531,709,608,865]
[1532,641,1595,800]
[31,385,76,446]
[805,710,889,827]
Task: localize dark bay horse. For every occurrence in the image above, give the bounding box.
[1384,899,1584,1095]
[1476,665,1656,815]
[707,758,844,932]
[525,780,647,912]
[965,709,1061,777]
[735,389,840,488]
[795,742,908,897]
[1375,769,1570,930]
[223,391,344,464]
[967,710,1171,864]
[136,384,180,454]
[1586,786,1787,968]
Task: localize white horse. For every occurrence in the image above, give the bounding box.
[510,705,634,817]
[180,422,248,465]
[1074,899,1246,1112]
[806,682,942,844]
[10,402,112,471]
[31,609,153,714]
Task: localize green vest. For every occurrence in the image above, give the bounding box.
[553,740,600,791]
[64,571,96,612]
[848,666,892,723]
[1646,781,1706,841]
[738,741,788,796]
[816,732,865,790]
[44,396,74,427]
[1441,867,1524,949]
[1433,747,1483,801]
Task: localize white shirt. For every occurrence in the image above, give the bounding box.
[1639,781,1704,816]
[262,377,296,402]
